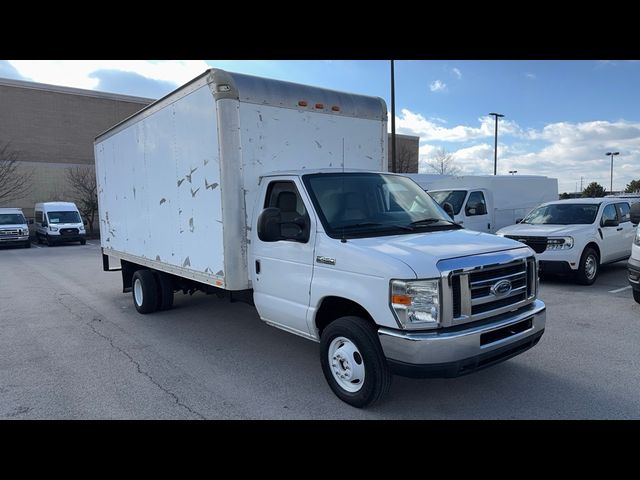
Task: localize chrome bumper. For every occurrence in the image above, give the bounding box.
[378,299,546,367]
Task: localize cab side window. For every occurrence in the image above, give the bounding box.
[264,181,309,241]
[616,202,631,223]
[465,191,487,216]
[601,204,618,225]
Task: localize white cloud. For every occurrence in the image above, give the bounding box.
[452,68,462,79]
[396,109,523,142]
[429,80,447,92]
[525,72,536,79]
[399,110,640,193]
[7,60,210,90]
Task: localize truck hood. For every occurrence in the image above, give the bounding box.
[348,229,527,278]
[0,224,28,230]
[497,223,593,237]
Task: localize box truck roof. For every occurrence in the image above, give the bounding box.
[95,68,387,143]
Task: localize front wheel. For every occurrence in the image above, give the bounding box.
[576,247,599,285]
[633,289,640,304]
[320,316,391,408]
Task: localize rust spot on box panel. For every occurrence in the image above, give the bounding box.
[183,257,191,267]
[159,198,166,205]
[191,187,200,197]
[177,178,185,187]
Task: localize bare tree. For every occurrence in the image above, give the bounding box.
[0,142,32,203]
[395,143,417,173]
[66,166,98,234]
[424,148,461,175]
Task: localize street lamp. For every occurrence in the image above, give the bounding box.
[489,112,504,175]
[509,170,517,175]
[605,151,620,193]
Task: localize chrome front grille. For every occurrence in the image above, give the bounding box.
[0,229,20,237]
[450,257,536,324]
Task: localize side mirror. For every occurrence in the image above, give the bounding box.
[257,207,282,242]
[515,218,523,224]
[42,222,48,228]
[281,216,310,243]
[602,218,619,227]
[442,202,455,220]
[29,219,34,225]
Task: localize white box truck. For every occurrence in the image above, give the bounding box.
[406,174,558,233]
[95,69,546,407]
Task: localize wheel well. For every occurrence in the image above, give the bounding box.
[315,296,375,335]
[584,242,600,261]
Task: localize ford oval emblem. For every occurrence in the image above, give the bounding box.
[491,279,512,296]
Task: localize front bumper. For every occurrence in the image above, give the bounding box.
[539,260,574,275]
[627,256,640,290]
[50,234,85,243]
[535,248,581,271]
[378,299,546,378]
[0,235,30,244]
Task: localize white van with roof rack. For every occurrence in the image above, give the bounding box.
[34,202,86,246]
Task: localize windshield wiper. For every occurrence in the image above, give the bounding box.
[338,222,413,231]
[409,217,456,227]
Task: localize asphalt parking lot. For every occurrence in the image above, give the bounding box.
[1,240,639,419]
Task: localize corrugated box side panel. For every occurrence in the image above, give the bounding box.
[96,85,226,286]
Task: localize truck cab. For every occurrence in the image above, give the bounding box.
[250,170,545,406]
[429,188,493,232]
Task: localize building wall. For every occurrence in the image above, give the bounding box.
[387,133,419,173]
[0,78,153,222]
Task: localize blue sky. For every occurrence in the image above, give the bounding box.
[2,60,639,193]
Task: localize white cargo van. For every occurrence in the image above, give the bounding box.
[34,202,86,246]
[0,207,31,248]
[95,69,546,407]
[406,174,558,233]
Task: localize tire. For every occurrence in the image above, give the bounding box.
[576,247,599,285]
[46,235,54,247]
[132,270,159,314]
[154,271,174,311]
[633,289,640,304]
[24,241,31,248]
[80,239,86,245]
[36,234,42,245]
[320,316,392,408]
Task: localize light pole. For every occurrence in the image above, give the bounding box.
[489,112,504,175]
[509,170,517,175]
[605,151,620,193]
[390,60,396,173]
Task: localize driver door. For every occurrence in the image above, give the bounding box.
[462,190,491,232]
[251,178,316,337]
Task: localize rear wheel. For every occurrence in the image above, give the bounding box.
[320,316,391,408]
[132,270,159,314]
[576,247,599,285]
[154,272,174,311]
[633,289,640,304]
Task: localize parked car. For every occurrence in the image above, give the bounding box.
[0,207,31,248]
[626,204,640,302]
[497,198,634,284]
[34,202,86,246]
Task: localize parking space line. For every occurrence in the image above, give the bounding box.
[31,243,43,248]
[609,285,631,293]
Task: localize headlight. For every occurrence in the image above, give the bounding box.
[634,227,640,246]
[547,236,573,250]
[390,279,440,329]
[50,226,58,232]
[496,232,505,237]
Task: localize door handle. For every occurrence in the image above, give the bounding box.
[617,227,623,231]
[255,260,261,274]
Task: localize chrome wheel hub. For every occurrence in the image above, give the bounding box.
[134,278,143,306]
[328,336,365,393]
[585,255,597,279]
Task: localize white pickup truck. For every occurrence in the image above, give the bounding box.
[497,198,634,285]
[95,69,546,407]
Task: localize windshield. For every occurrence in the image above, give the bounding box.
[303,173,458,238]
[48,211,81,224]
[0,213,26,225]
[521,203,599,225]
[428,190,467,215]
